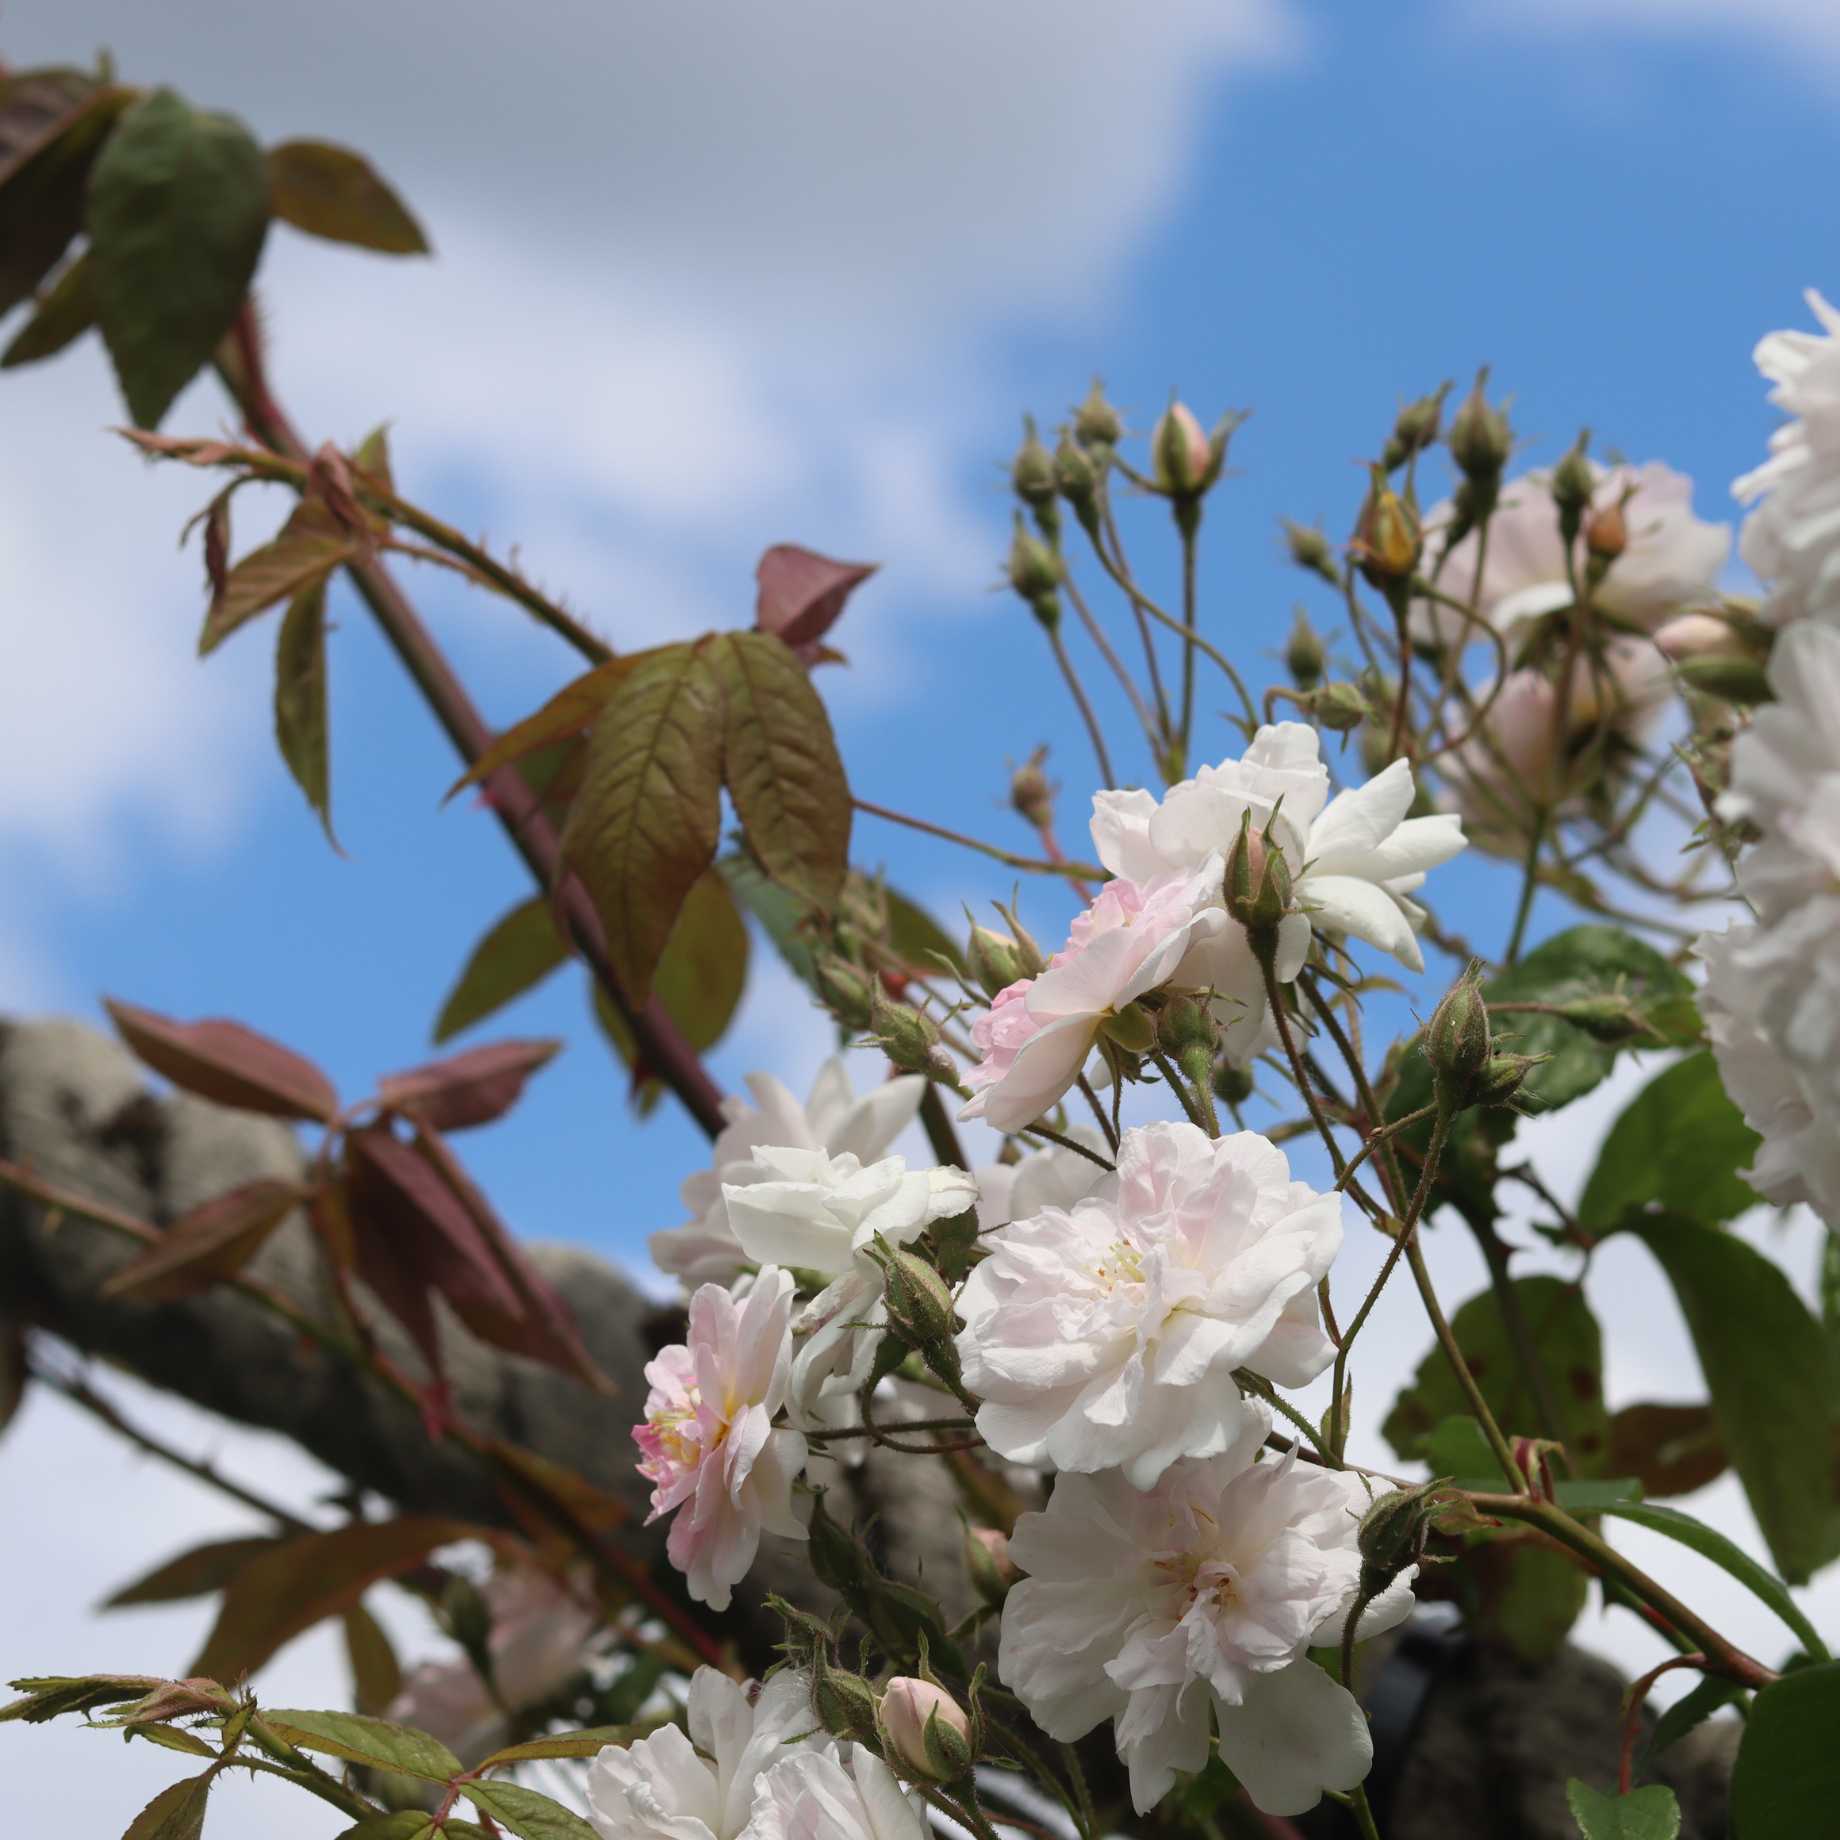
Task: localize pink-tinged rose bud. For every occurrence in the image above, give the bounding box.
[1655,611,1737,661]
[879,1677,973,1781]
[965,1525,1021,1606]
[1151,401,1214,496]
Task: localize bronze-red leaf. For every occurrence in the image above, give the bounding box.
[104,999,339,1123]
[376,1038,562,1132]
[755,542,877,659]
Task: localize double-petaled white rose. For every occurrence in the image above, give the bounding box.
[723,1147,978,1424]
[1736,288,1840,629]
[653,1059,926,1289]
[997,1409,1416,1818]
[956,1121,1341,1488]
[589,1668,927,1840]
[1091,723,1464,979]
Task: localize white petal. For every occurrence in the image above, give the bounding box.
[1297,872,1424,971]
[1213,1660,1372,1817]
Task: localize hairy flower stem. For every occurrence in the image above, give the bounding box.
[1098,497,1174,747]
[1503,808,1549,966]
[1465,1494,1777,1689]
[1179,514,1201,753]
[1151,1049,1210,1134]
[919,1083,969,1171]
[1062,569,1158,751]
[213,309,727,1140]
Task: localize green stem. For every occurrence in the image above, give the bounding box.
[1404,1234,1525,1491]
[919,1083,969,1171]
[853,796,1104,881]
[1179,512,1200,751]
[1045,619,1117,787]
[1503,809,1549,966]
[1151,1049,1209,1133]
[246,1719,385,1823]
[1464,1494,1777,1688]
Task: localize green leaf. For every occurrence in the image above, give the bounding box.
[1564,1779,1679,1840]
[710,631,851,909]
[560,643,725,1002]
[1578,1052,1760,1231]
[266,139,428,255]
[87,88,271,427]
[1621,1215,1840,1584]
[0,71,128,316]
[343,1603,402,1715]
[101,1176,301,1303]
[475,1726,642,1767]
[191,1516,479,1683]
[594,868,749,1104]
[129,1723,216,1758]
[2,1675,163,1723]
[333,1819,490,1840]
[462,1778,601,1840]
[881,884,964,975]
[1,247,95,366]
[434,897,570,1043]
[1383,1275,1611,1475]
[262,1707,462,1782]
[1487,925,1697,1112]
[446,654,650,801]
[1731,1662,1840,1838]
[274,577,337,844]
[1599,1501,1830,1662]
[717,851,821,988]
[1422,1414,1509,1486]
[1644,1674,1741,1760]
[121,1770,214,1840]
[201,496,356,655]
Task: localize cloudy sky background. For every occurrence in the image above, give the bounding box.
[5,1,1840,1830]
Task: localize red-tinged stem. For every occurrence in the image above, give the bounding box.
[219,308,725,1139]
[1619,1654,1709,1793]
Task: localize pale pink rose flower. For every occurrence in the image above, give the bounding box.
[1416,459,1729,648]
[998,1417,1417,1818]
[633,1267,808,1611]
[958,860,1229,1135]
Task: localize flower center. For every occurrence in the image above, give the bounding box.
[643,1394,704,1474]
[1091,1238,1146,1292]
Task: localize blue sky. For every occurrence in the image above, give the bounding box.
[6,3,1840,1826]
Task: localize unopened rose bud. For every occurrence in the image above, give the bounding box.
[1674,653,1774,706]
[1157,994,1218,1090]
[1223,809,1294,952]
[1285,608,1327,688]
[1212,1057,1256,1107]
[816,955,876,1031]
[812,1653,883,1749]
[1010,749,1054,830]
[1311,681,1370,733]
[1054,430,1101,529]
[874,1242,966,1392]
[1447,368,1512,485]
[880,1678,974,1782]
[1357,1479,1445,1598]
[1384,385,1448,471]
[1006,514,1062,627]
[1474,1051,1546,1108]
[1152,400,1216,497]
[1283,519,1342,587]
[967,923,1025,998]
[869,987,955,1083]
[1353,468,1421,590]
[1074,378,1123,453]
[1011,416,1056,510]
[1550,433,1596,550]
[1426,963,1491,1113]
[1584,499,1627,561]
[964,1526,1021,1607]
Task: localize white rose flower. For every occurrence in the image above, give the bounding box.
[588,1668,814,1840]
[1735,288,1840,628]
[748,1743,929,1840]
[1415,459,1728,647]
[652,1059,925,1289]
[957,1122,1341,1488]
[1091,722,1464,979]
[975,1131,1108,1231]
[722,1147,977,1423]
[997,1417,1416,1818]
